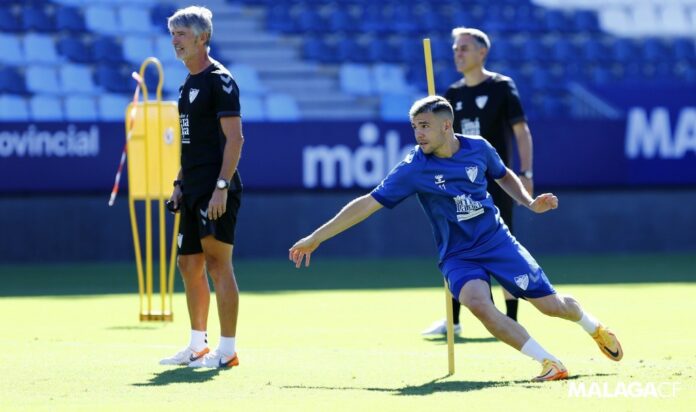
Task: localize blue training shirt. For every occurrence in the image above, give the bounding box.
[371,134,511,262]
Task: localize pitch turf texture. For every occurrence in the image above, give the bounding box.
[1,254,694,412]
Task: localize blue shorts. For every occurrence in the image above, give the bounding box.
[439,237,556,300]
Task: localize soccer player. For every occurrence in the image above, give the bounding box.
[289,96,623,381]
[422,27,533,336]
[159,6,243,369]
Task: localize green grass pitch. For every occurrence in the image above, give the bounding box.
[0,254,694,411]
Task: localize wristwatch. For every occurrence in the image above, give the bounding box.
[519,170,534,179]
[216,178,230,190]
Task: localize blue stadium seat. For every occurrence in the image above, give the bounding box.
[265,93,300,121]
[551,37,577,63]
[0,8,21,32]
[64,96,97,121]
[98,93,130,121]
[0,34,25,65]
[339,63,373,95]
[266,5,295,33]
[544,9,571,33]
[435,66,461,92]
[95,64,133,93]
[360,5,390,34]
[673,38,696,61]
[366,38,399,63]
[55,6,86,32]
[29,95,63,121]
[302,37,329,62]
[372,64,411,94]
[0,94,29,121]
[229,64,266,96]
[580,39,609,63]
[239,95,265,121]
[326,6,355,33]
[390,8,418,35]
[336,37,369,63]
[85,5,119,35]
[118,6,155,34]
[92,36,124,64]
[295,7,325,34]
[611,38,638,64]
[642,38,668,62]
[59,64,97,95]
[57,36,92,63]
[162,64,188,94]
[122,36,154,65]
[0,66,26,94]
[26,66,61,94]
[154,35,177,64]
[521,37,549,63]
[150,3,177,30]
[24,33,60,64]
[22,5,55,32]
[573,10,599,33]
[380,93,415,121]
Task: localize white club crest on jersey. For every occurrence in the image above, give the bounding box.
[455,101,463,111]
[514,274,529,290]
[189,88,199,103]
[434,174,446,190]
[475,95,488,109]
[466,166,478,183]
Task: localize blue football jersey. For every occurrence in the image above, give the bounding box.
[371,134,510,261]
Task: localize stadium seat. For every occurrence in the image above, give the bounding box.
[326,6,355,33]
[266,5,295,33]
[22,5,55,32]
[59,64,97,95]
[229,64,266,95]
[85,6,120,35]
[118,6,155,34]
[0,8,22,33]
[295,7,325,34]
[673,38,696,61]
[372,64,411,94]
[154,35,177,64]
[92,36,124,64]
[122,36,155,65]
[26,66,61,95]
[573,10,600,33]
[366,38,399,63]
[642,38,668,62]
[336,36,369,63]
[239,95,265,121]
[55,6,86,32]
[29,95,63,121]
[611,38,638,64]
[97,93,130,121]
[339,64,373,96]
[95,64,133,93]
[64,96,98,121]
[24,33,60,64]
[150,3,177,30]
[0,34,25,65]
[0,66,26,94]
[57,37,92,63]
[380,93,415,121]
[0,94,29,121]
[265,93,301,121]
[162,64,188,94]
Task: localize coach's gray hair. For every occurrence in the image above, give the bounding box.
[409,96,454,121]
[451,27,491,49]
[168,6,213,47]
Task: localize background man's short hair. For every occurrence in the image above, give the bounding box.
[451,27,491,49]
[168,6,214,46]
[409,96,454,121]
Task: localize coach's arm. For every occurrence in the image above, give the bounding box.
[289,194,383,268]
[496,168,557,214]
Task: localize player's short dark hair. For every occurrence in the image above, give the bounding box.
[409,96,454,121]
[451,27,491,49]
[168,6,213,47]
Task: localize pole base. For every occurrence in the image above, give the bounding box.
[140,311,173,322]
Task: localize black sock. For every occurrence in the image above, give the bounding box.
[452,297,461,325]
[505,299,519,321]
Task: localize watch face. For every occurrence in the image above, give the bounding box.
[217,179,228,189]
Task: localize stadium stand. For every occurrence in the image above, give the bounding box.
[1,0,694,121]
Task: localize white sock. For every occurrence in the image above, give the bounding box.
[189,330,208,352]
[520,337,559,364]
[576,311,600,334]
[218,336,236,356]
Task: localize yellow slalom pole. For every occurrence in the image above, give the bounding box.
[423,38,455,376]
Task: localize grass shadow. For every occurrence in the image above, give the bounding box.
[423,335,498,344]
[132,367,223,386]
[282,372,619,395]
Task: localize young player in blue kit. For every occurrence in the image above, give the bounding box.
[289,96,623,381]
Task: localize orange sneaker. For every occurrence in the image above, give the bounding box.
[189,351,239,368]
[591,325,623,361]
[532,359,569,382]
[159,346,210,366]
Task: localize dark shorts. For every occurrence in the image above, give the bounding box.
[177,189,242,255]
[440,236,556,301]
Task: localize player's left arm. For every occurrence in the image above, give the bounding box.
[512,121,534,196]
[208,116,244,220]
[495,168,557,214]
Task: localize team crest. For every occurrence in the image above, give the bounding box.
[514,274,529,291]
[465,166,478,183]
[189,88,199,103]
[434,174,446,190]
[455,101,463,111]
[475,95,488,109]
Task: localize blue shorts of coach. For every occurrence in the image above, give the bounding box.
[440,237,556,301]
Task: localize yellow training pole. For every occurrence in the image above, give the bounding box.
[423,38,455,376]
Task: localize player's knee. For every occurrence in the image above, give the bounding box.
[537,297,565,317]
[177,255,204,279]
[463,297,495,320]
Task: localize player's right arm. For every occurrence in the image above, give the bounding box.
[169,168,183,208]
[289,194,383,268]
